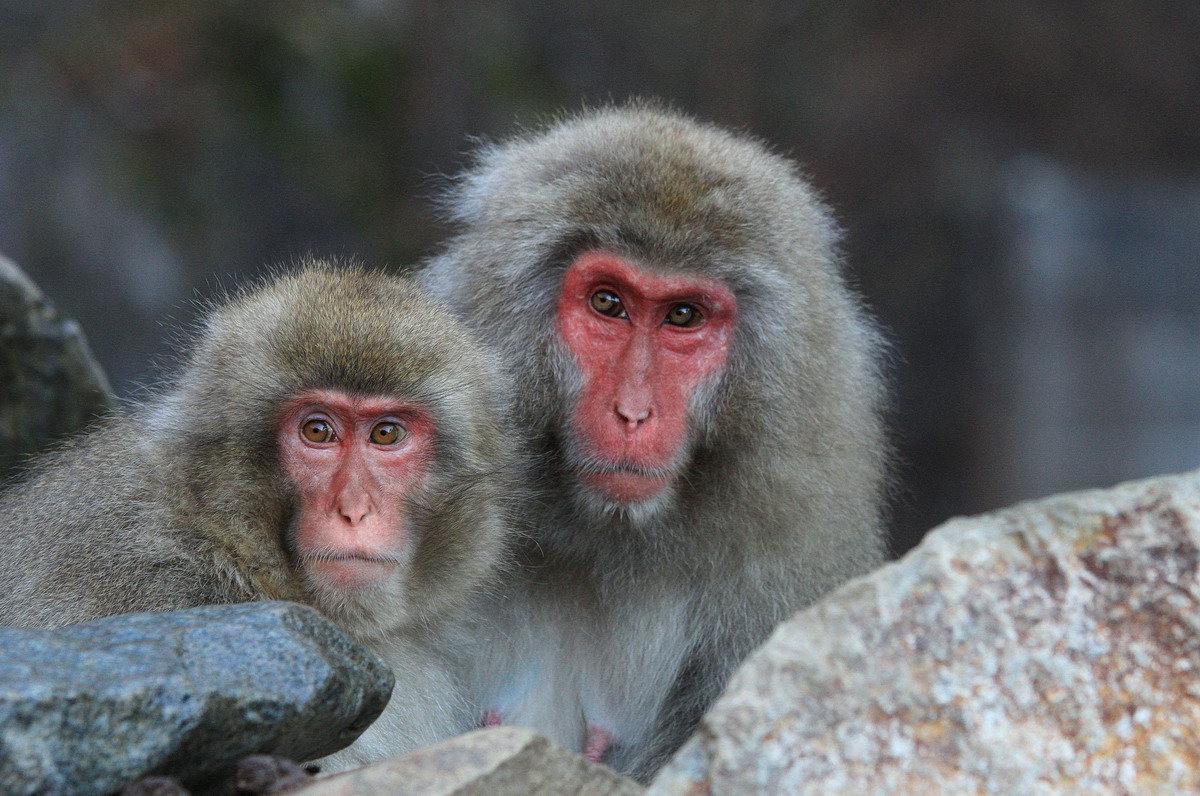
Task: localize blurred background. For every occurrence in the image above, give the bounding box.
[1,1,1197,554]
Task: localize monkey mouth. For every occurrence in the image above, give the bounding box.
[302,551,401,590]
[578,461,672,478]
[305,551,402,564]
[575,461,674,503]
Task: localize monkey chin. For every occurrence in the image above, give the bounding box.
[302,557,414,639]
[572,469,679,526]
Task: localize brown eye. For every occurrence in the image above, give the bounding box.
[370,422,405,445]
[665,304,702,327]
[590,290,625,318]
[301,419,334,443]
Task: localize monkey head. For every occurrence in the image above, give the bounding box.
[425,104,849,527]
[160,263,510,638]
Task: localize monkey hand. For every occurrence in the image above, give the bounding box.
[233,754,317,794]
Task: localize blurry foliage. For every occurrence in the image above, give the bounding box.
[1,0,1197,549]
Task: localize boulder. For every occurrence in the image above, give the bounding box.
[0,601,393,795]
[652,469,1200,794]
[295,727,643,796]
[0,254,111,485]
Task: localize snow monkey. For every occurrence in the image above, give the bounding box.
[0,262,513,768]
[419,103,890,779]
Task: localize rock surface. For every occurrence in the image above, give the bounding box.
[0,601,393,795]
[652,469,1200,794]
[0,254,111,485]
[295,727,643,796]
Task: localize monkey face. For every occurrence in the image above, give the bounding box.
[555,250,737,505]
[275,389,434,594]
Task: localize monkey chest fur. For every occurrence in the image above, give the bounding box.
[467,579,692,766]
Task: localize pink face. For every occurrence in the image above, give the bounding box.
[276,390,434,592]
[555,250,736,503]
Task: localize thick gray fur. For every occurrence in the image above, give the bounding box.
[418,103,890,780]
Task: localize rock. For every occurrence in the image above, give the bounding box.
[651,469,1200,794]
[294,727,643,796]
[0,601,394,795]
[0,253,111,485]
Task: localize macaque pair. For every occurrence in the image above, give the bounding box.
[0,104,888,780]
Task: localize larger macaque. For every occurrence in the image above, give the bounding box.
[0,263,511,766]
[419,104,890,779]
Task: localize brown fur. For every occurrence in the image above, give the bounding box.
[0,261,513,762]
[419,103,890,780]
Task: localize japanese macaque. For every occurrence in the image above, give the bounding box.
[0,263,512,767]
[418,104,890,779]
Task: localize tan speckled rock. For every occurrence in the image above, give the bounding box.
[651,469,1200,795]
[295,726,643,796]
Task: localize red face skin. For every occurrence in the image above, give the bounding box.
[555,250,736,504]
[276,390,434,592]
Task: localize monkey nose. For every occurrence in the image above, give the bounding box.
[337,496,374,525]
[614,402,652,430]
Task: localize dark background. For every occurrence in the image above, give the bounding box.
[3,1,1198,555]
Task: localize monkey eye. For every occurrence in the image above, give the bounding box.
[665,304,703,328]
[370,421,406,446]
[301,418,335,443]
[590,290,626,318]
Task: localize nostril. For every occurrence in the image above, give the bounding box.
[614,403,652,428]
[337,501,372,525]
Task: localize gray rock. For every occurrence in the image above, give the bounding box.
[295,727,643,796]
[652,469,1200,794]
[0,601,394,795]
[0,253,111,486]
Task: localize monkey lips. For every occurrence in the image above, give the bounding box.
[576,462,674,504]
[302,552,404,591]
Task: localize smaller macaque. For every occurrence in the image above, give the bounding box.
[0,262,512,768]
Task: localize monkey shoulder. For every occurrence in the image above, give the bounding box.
[0,423,238,627]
